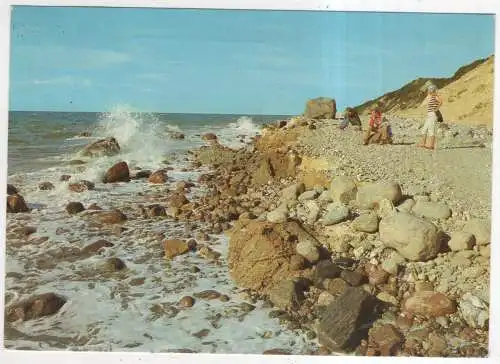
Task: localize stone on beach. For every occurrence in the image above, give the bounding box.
[458,293,489,329]
[103,161,130,183]
[266,205,289,223]
[448,231,475,251]
[320,202,349,225]
[295,239,320,264]
[65,202,85,215]
[328,175,358,204]
[148,169,168,184]
[379,212,442,261]
[163,239,191,259]
[95,209,127,224]
[69,180,95,193]
[280,183,306,204]
[411,201,452,220]
[356,182,403,209]
[463,219,490,246]
[38,181,55,190]
[304,97,337,119]
[403,291,456,317]
[268,278,309,310]
[317,287,378,352]
[352,213,379,233]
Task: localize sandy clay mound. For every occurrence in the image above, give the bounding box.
[356,55,494,127]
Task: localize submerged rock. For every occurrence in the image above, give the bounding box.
[65,202,85,215]
[5,293,67,322]
[7,194,30,213]
[103,161,130,183]
[7,184,19,195]
[68,180,95,193]
[80,137,120,157]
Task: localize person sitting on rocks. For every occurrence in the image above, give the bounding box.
[339,107,362,130]
[417,84,442,150]
[363,106,392,145]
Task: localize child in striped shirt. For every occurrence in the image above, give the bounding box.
[418,84,442,150]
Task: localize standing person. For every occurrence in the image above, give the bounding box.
[418,84,442,150]
[339,107,362,130]
[363,105,391,145]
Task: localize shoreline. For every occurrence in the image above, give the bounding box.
[4,110,492,356]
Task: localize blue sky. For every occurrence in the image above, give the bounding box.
[9,7,495,114]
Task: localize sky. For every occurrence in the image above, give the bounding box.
[8,6,495,114]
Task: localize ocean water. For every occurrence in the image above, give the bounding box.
[4,107,321,353]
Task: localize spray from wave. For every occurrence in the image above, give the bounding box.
[216,116,262,148]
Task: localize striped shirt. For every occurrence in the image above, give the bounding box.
[427,94,441,112]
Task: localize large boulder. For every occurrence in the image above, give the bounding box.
[411,201,452,220]
[317,287,379,352]
[280,183,306,204]
[356,182,403,209]
[320,202,349,226]
[103,161,130,183]
[403,291,456,317]
[379,212,442,261]
[227,220,315,294]
[328,176,357,204]
[304,97,337,119]
[80,137,120,157]
[7,194,30,213]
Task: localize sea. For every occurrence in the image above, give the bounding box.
[3,106,322,354]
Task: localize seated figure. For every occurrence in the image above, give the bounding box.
[339,107,362,130]
[363,106,392,145]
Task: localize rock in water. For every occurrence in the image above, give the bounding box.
[95,209,127,224]
[304,97,337,119]
[38,181,55,191]
[163,239,190,259]
[317,287,378,352]
[103,161,130,183]
[148,170,168,184]
[80,137,120,157]
[356,182,403,209]
[68,180,95,193]
[7,184,19,195]
[66,202,85,215]
[5,293,67,322]
[379,212,442,261]
[7,194,30,213]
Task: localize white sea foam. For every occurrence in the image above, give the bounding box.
[214,116,262,149]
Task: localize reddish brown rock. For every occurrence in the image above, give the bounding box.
[365,264,390,286]
[5,293,66,322]
[403,291,456,317]
[96,209,127,224]
[103,161,130,183]
[368,324,403,356]
[66,202,85,215]
[7,194,30,213]
[163,239,190,259]
[148,170,168,184]
[69,180,95,192]
[201,133,218,141]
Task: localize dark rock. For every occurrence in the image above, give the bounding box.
[23,226,37,236]
[38,182,55,191]
[314,260,342,285]
[102,257,127,272]
[96,209,127,224]
[81,240,114,255]
[132,170,152,179]
[193,290,221,300]
[60,175,71,182]
[68,180,95,193]
[192,329,210,338]
[7,194,30,213]
[80,137,120,157]
[341,270,366,286]
[268,279,308,310]
[5,293,66,322]
[317,287,379,352]
[103,161,130,183]
[7,184,18,195]
[66,202,85,215]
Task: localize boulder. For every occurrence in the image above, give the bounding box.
[38,182,55,191]
[296,239,320,264]
[448,231,475,251]
[280,183,306,204]
[379,212,442,261]
[298,190,319,202]
[7,194,30,213]
[411,201,452,220]
[163,239,191,259]
[317,287,378,352]
[320,202,349,225]
[80,137,120,157]
[102,257,127,272]
[356,182,403,209]
[68,180,95,193]
[95,209,127,224]
[266,205,288,223]
[103,161,130,183]
[65,202,85,215]
[227,220,314,294]
[5,293,66,322]
[463,219,490,246]
[352,213,379,233]
[268,278,309,310]
[368,324,403,356]
[328,176,357,204]
[313,260,342,285]
[148,170,168,184]
[7,184,18,195]
[458,293,489,329]
[296,200,320,225]
[201,133,218,141]
[381,251,406,275]
[304,97,337,119]
[403,291,456,317]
